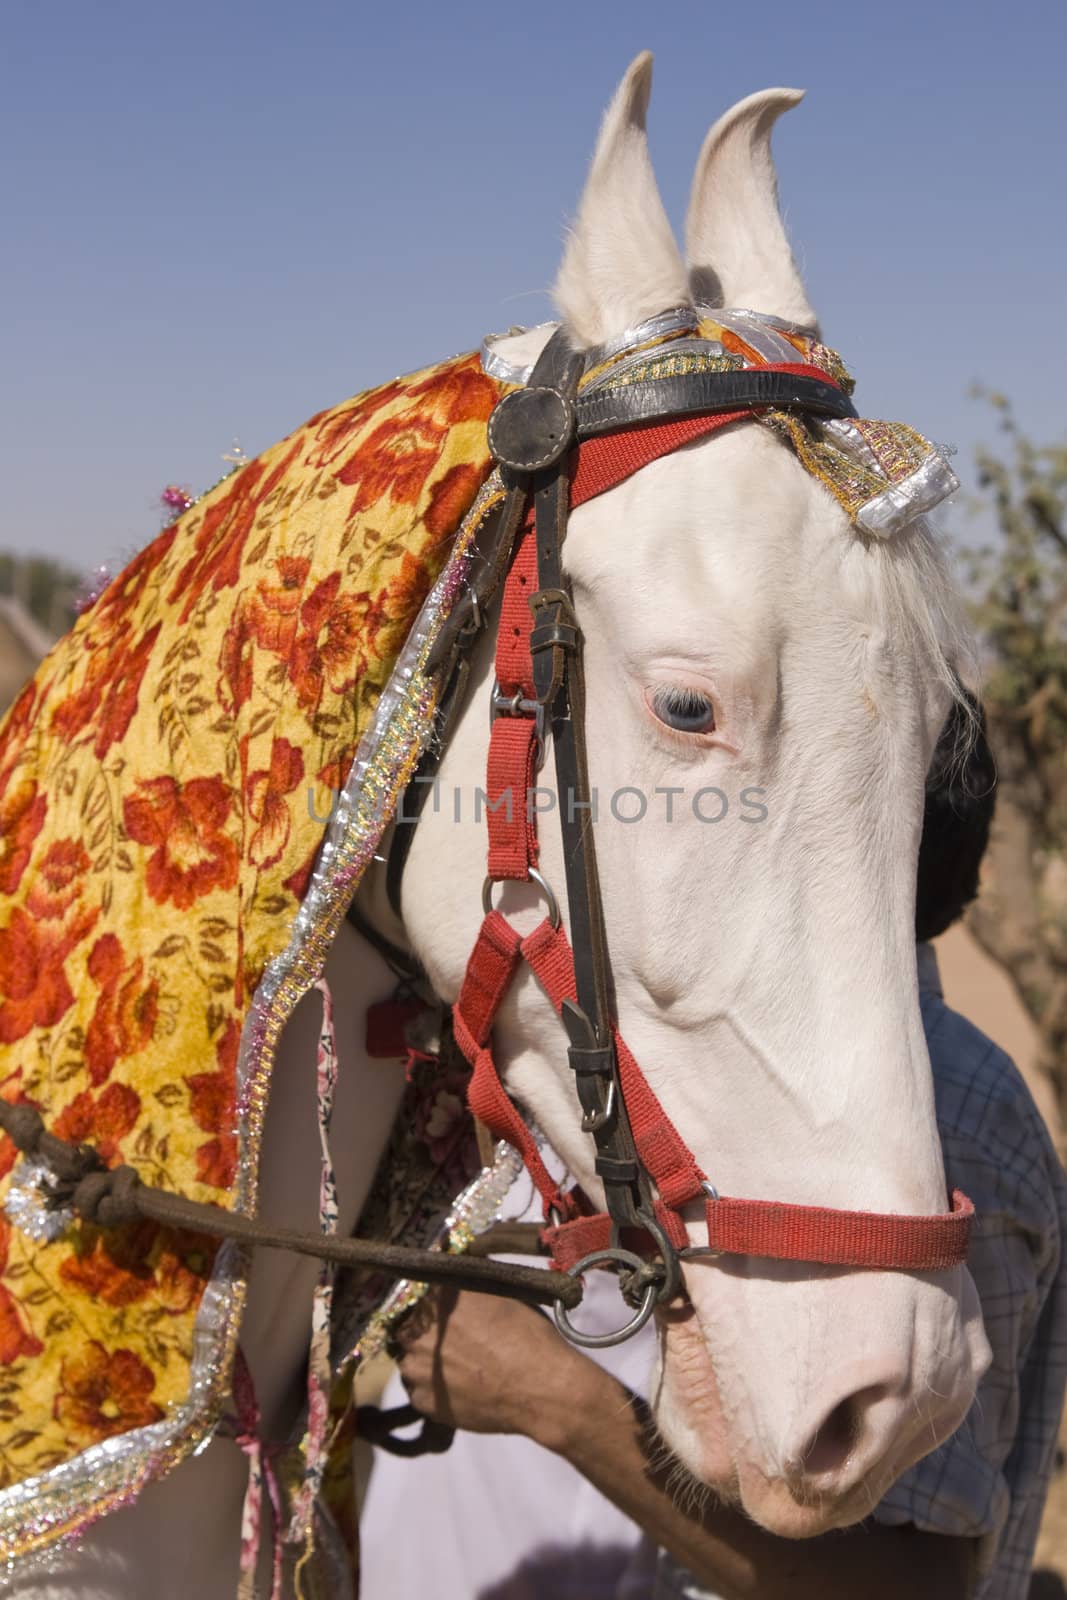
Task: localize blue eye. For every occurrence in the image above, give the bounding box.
[649,686,716,734]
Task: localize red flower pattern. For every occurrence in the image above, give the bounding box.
[0,681,39,799]
[0,904,97,1045]
[0,1218,43,1367]
[405,360,499,426]
[217,555,311,713]
[92,625,160,760]
[0,780,46,897]
[304,381,405,471]
[359,551,436,659]
[84,934,160,1087]
[424,461,489,541]
[289,573,366,713]
[59,1226,155,1309]
[52,1083,141,1166]
[54,1341,164,1443]
[59,1222,209,1315]
[153,1232,214,1313]
[26,838,90,922]
[246,556,309,654]
[283,841,319,904]
[51,623,161,759]
[335,414,446,515]
[246,737,305,869]
[186,1020,239,1190]
[316,744,355,794]
[123,775,238,911]
[87,525,177,631]
[167,444,301,625]
[0,345,500,1475]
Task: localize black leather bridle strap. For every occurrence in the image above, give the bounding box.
[365,478,529,922]
[577,366,857,438]
[491,330,651,1235]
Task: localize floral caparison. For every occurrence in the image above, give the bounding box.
[0,347,500,1514]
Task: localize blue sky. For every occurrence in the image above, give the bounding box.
[2,0,1064,570]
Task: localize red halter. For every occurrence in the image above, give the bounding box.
[451,364,973,1277]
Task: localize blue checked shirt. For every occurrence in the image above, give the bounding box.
[656,943,1067,1599]
[873,943,1067,1594]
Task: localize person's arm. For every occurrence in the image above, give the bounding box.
[393,1289,977,1600]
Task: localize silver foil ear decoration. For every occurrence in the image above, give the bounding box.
[813,419,960,538]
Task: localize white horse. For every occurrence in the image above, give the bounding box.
[10,54,990,1599]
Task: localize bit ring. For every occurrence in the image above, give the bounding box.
[552,1247,659,1349]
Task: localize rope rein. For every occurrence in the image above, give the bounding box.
[0,1101,580,1310]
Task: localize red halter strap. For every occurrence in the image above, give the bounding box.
[450,363,974,1275]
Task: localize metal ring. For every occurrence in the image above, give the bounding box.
[634,1209,683,1305]
[552,1247,659,1349]
[482,868,560,930]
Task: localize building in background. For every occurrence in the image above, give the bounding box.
[0,593,57,709]
[0,555,80,712]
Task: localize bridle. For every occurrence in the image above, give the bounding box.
[427,319,972,1345]
[0,311,973,1352]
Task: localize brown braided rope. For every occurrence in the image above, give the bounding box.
[0,1102,580,1310]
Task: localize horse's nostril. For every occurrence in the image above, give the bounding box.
[800,1397,857,1477]
[797,1385,887,1479]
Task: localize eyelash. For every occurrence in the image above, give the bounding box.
[647,685,716,736]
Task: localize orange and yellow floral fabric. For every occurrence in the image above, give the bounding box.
[0,350,500,1555]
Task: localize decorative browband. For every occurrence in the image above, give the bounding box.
[481,306,958,538]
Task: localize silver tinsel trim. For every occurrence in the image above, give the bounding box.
[4,1159,72,1243]
[340,1139,524,1371]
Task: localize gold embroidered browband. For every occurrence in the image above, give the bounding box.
[482,305,959,535]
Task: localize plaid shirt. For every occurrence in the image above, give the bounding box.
[657,943,1067,1600]
[872,943,1067,1594]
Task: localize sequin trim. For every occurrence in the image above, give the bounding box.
[339,1139,524,1373]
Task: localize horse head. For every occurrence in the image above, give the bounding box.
[401,54,990,1538]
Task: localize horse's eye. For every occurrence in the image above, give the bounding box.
[648,686,716,735]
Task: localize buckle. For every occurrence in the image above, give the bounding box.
[526,589,580,707]
[528,589,580,657]
[490,679,547,770]
[490,683,541,719]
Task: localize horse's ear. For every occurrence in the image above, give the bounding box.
[554,52,688,349]
[686,89,817,332]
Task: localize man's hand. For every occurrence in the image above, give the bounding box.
[392,1288,594,1450]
